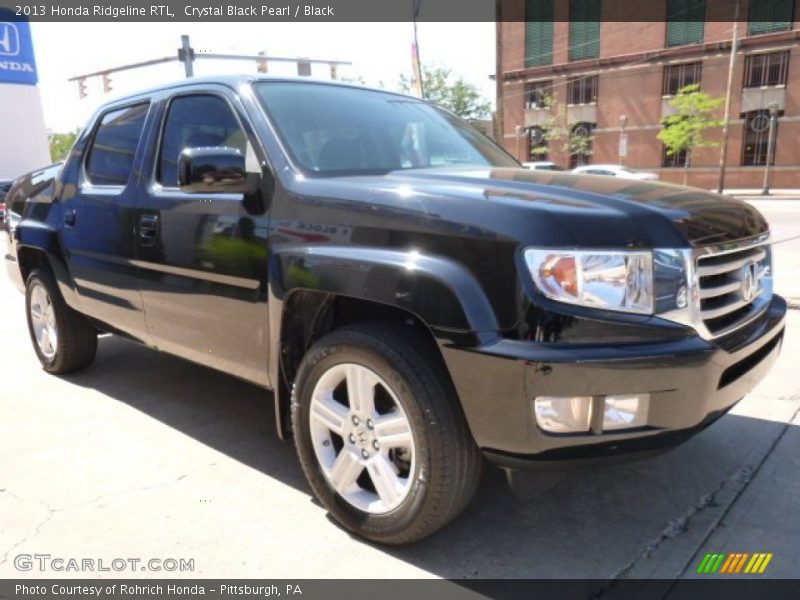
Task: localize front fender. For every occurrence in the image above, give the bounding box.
[266,244,501,439]
[269,244,499,334]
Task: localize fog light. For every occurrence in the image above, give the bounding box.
[534,396,593,433]
[603,394,650,431]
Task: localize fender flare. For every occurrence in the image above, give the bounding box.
[266,244,500,438]
[15,220,81,309]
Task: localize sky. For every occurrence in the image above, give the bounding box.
[29,22,496,133]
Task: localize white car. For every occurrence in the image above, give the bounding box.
[572,164,658,180]
[522,161,564,171]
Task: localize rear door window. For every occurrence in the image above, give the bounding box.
[85,103,149,186]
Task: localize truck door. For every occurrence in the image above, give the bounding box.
[60,101,152,342]
[134,90,270,385]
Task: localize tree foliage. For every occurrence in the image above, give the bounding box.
[49,129,80,162]
[399,65,492,120]
[657,84,724,181]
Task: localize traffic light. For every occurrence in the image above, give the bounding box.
[77,78,88,99]
[102,73,112,93]
[256,51,268,74]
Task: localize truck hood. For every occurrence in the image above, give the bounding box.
[387,167,769,248]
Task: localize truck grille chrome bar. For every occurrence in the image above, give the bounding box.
[695,237,772,338]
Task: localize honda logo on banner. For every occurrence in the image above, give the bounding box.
[0,12,38,85]
[0,22,20,56]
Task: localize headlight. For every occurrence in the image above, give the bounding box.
[524,248,654,314]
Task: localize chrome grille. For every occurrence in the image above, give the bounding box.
[696,241,771,337]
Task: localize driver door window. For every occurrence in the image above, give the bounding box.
[157,94,246,188]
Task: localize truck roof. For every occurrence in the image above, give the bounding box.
[94,74,415,110]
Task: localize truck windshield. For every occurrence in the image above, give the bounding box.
[254,81,518,176]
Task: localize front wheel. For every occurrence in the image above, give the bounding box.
[292,323,482,544]
[25,267,97,374]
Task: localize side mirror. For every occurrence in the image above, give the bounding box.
[178,147,260,195]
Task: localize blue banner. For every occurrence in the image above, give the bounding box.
[0,11,38,86]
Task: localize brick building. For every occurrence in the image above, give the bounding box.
[497,0,800,189]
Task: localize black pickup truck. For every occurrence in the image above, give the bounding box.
[4,76,786,544]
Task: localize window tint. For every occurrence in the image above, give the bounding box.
[85,104,149,186]
[157,95,247,187]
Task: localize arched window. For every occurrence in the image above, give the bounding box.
[528,126,548,161]
[741,110,778,166]
[569,122,594,168]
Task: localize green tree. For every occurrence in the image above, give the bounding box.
[399,65,491,120]
[658,84,724,185]
[49,129,80,162]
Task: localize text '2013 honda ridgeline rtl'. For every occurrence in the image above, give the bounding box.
[3,77,786,544]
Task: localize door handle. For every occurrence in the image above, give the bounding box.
[139,214,159,246]
[64,209,76,227]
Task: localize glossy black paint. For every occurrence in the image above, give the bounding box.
[7,76,785,463]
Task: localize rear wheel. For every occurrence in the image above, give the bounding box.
[25,268,97,374]
[292,323,482,544]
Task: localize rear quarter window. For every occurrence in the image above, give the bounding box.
[85,103,149,186]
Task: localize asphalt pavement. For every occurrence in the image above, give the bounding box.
[0,201,798,582]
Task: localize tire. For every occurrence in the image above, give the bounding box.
[292,322,482,544]
[25,267,97,374]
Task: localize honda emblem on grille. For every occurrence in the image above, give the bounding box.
[741,262,759,302]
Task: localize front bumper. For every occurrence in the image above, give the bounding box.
[440,294,786,468]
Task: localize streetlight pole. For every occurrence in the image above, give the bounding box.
[761,102,779,195]
[619,115,627,166]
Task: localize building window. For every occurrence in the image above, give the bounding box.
[569,0,601,61]
[663,62,702,96]
[749,0,794,35]
[526,0,555,67]
[567,75,598,104]
[529,127,548,161]
[569,122,594,168]
[662,146,688,167]
[743,51,790,88]
[742,110,778,166]
[526,80,553,109]
[666,0,706,46]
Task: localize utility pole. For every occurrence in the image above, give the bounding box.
[495,1,504,144]
[179,34,195,78]
[716,0,740,194]
[411,0,425,98]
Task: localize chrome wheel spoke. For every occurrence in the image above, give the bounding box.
[328,449,363,493]
[345,364,376,416]
[309,393,348,436]
[373,413,413,448]
[367,454,403,507]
